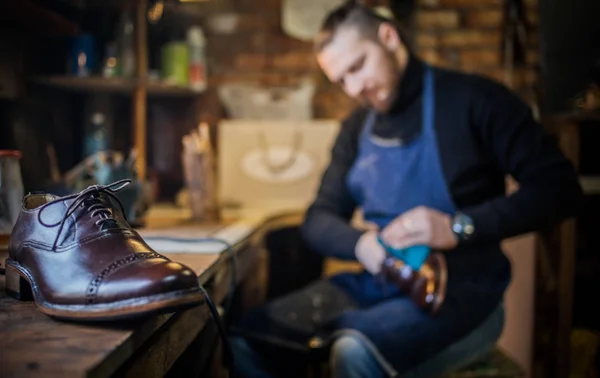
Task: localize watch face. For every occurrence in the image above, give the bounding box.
[463,223,474,236]
[453,213,474,239]
[452,222,463,234]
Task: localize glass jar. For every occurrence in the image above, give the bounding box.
[0,150,24,239]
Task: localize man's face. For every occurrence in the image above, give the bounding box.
[317,26,401,112]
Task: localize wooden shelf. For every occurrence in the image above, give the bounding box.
[33,76,132,93]
[0,0,78,37]
[147,81,206,97]
[32,76,205,97]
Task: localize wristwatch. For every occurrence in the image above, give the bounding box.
[451,212,475,241]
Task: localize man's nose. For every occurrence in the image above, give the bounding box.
[344,76,363,98]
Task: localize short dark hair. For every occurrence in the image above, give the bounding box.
[314,1,412,53]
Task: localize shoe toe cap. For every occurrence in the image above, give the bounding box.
[93,258,200,304]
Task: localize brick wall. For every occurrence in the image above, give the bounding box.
[414,0,540,106]
[193,0,540,121]
[193,0,355,120]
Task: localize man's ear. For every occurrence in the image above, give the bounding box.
[377,22,401,51]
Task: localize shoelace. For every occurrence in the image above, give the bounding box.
[38,179,131,251]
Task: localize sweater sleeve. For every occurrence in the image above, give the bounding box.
[300,111,366,260]
[461,78,583,243]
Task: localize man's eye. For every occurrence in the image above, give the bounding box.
[349,57,365,73]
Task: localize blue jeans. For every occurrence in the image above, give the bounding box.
[230,303,505,378]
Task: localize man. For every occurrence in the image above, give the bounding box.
[229,2,582,377]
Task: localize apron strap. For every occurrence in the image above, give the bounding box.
[361,109,377,140]
[422,65,435,137]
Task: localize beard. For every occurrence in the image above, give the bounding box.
[379,49,403,111]
[362,49,403,113]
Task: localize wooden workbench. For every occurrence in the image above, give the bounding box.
[0,207,303,378]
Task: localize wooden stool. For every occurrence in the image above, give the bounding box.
[444,348,525,378]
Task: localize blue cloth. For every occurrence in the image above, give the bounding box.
[376,235,430,271]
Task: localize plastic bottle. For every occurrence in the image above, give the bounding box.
[117,12,135,78]
[84,112,110,157]
[187,26,207,92]
[102,42,118,78]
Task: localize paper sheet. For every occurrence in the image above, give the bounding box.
[138,222,256,254]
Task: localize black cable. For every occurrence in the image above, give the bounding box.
[142,236,238,376]
[194,237,237,314]
[142,236,237,314]
[200,285,236,376]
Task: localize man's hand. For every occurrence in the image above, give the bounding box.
[355,230,387,275]
[380,206,458,251]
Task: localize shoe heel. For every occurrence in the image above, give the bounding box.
[5,263,33,301]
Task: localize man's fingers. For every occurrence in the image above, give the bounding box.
[381,218,419,243]
[361,221,380,231]
[385,232,424,250]
[380,223,408,245]
[401,218,415,232]
[381,223,424,249]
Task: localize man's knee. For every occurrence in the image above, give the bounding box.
[330,334,384,378]
[331,335,369,363]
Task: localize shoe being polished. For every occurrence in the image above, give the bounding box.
[380,252,447,314]
[5,179,204,321]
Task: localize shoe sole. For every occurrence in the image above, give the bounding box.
[5,258,205,322]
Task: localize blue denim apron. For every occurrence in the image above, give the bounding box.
[329,65,454,306]
[324,66,506,374]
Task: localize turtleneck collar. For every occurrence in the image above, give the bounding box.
[386,54,425,115]
[370,54,427,141]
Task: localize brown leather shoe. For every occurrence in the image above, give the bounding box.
[380,252,447,314]
[5,179,204,321]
